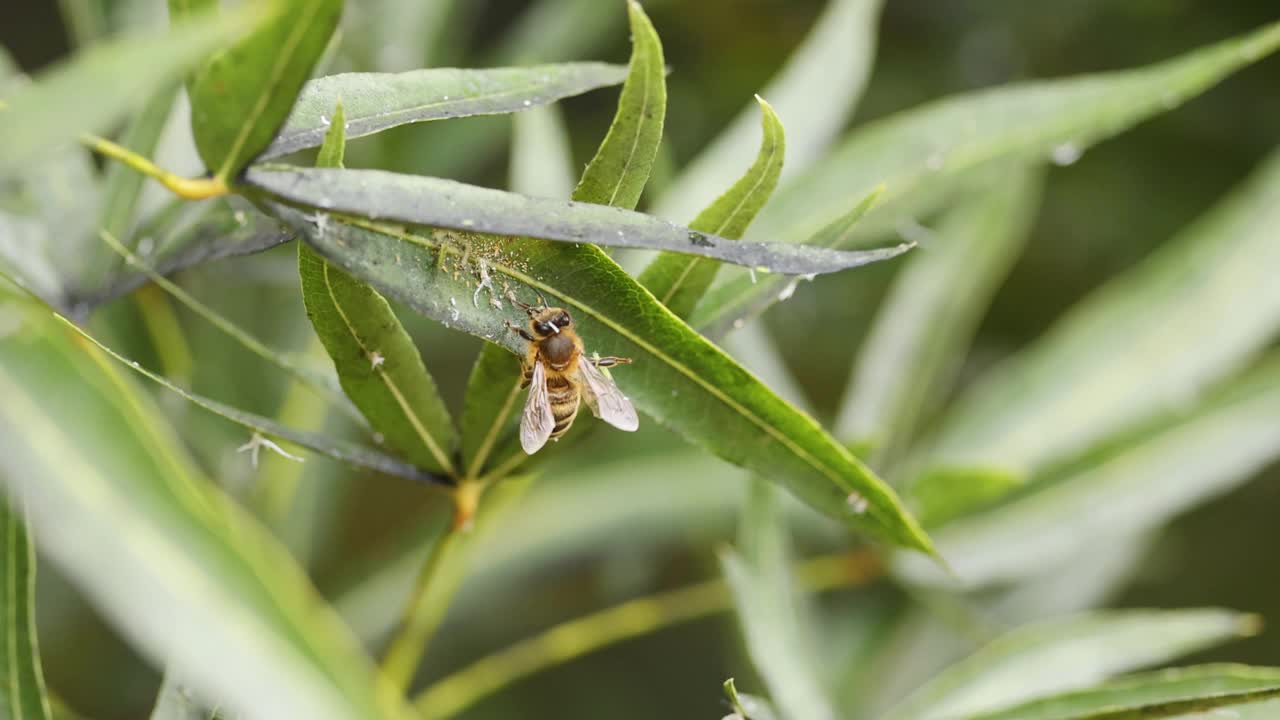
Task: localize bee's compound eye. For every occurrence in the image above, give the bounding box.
[535,322,553,335]
[554,313,571,327]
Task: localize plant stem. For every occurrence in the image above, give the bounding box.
[413,548,884,718]
[81,133,228,200]
[380,522,464,692]
[380,477,533,694]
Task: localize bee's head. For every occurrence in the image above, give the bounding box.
[528,306,572,338]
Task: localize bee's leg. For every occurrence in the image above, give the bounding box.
[520,364,533,389]
[591,356,633,368]
[505,320,535,342]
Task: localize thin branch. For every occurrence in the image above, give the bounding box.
[413,549,884,719]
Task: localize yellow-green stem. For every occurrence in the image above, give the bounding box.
[413,549,883,718]
[81,133,228,200]
[380,523,465,693]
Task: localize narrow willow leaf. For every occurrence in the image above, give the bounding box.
[918,145,1280,494]
[246,165,911,275]
[58,312,438,484]
[654,0,882,222]
[721,482,838,720]
[70,201,292,315]
[968,664,1280,720]
[0,4,262,176]
[273,205,933,552]
[907,466,1022,530]
[690,20,1280,336]
[880,609,1260,720]
[572,0,665,208]
[299,250,458,475]
[835,166,1043,460]
[640,98,785,319]
[0,305,416,720]
[298,103,458,476]
[509,104,575,200]
[462,9,663,480]
[0,496,53,720]
[185,0,342,180]
[149,673,207,720]
[261,62,628,159]
[895,353,1280,587]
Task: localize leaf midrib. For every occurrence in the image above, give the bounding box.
[600,43,657,207]
[339,215,918,544]
[215,1,324,181]
[322,262,456,476]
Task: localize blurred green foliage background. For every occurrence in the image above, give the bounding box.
[4,1,1279,718]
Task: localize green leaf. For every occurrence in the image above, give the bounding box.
[690,20,1280,337]
[298,102,458,476]
[509,104,576,200]
[571,1,665,208]
[967,664,1280,720]
[460,15,660,481]
[185,0,342,180]
[907,466,1023,529]
[1,496,53,720]
[261,62,629,159]
[721,482,838,720]
[879,609,1261,720]
[654,0,882,222]
[0,4,262,177]
[271,205,932,553]
[0,303,416,720]
[917,144,1280,496]
[895,353,1280,587]
[246,165,912,275]
[639,97,785,319]
[835,165,1043,461]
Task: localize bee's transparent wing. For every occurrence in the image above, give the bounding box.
[579,359,639,432]
[520,360,556,454]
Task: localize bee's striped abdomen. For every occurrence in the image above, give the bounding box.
[546,373,580,441]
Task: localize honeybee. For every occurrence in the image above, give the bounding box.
[505,296,639,454]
